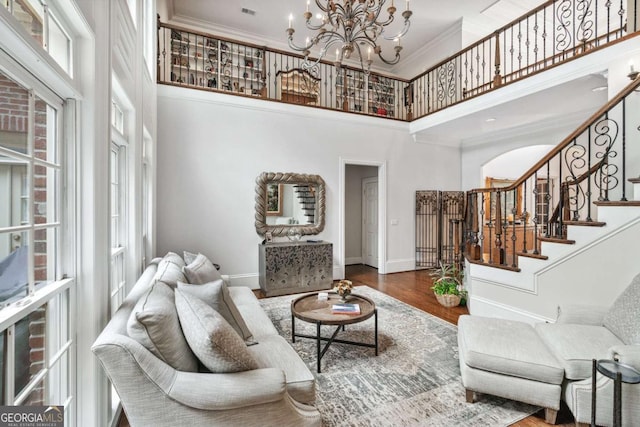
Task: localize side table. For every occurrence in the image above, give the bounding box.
[591,359,640,427]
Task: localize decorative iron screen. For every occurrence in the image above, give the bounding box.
[415,190,465,269]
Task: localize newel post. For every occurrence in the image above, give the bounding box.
[470,194,481,260]
[493,191,503,263]
[493,31,502,87]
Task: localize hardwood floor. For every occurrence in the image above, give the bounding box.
[344,264,577,427]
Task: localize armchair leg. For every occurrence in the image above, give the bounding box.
[544,408,558,424]
[465,389,475,403]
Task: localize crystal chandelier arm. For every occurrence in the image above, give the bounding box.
[381,15,411,41]
[305,17,327,31]
[314,0,330,13]
[377,45,401,65]
[300,37,345,71]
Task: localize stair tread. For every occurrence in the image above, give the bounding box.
[593,200,640,206]
[467,258,521,272]
[564,220,606,227]
[538,236,576,244]
[516,252,549,260]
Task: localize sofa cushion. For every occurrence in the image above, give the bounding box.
[175,289,258,373]
[535,323,623,380]
[154,252,187,287]
[183,253,222,284]
[458,315,564,385]
[227,286,278,338]
[247,334,315,405]
[603,272,640,345]
[127,282,198,372]
[177,280,253,341]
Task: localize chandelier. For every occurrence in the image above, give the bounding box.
[286,0,412,74]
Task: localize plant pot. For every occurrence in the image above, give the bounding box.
[435,293,461,308]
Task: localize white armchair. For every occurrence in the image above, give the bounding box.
[536,273,640,427]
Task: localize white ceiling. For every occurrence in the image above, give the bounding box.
[161,0,546,73]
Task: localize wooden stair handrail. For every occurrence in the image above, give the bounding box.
[468,77,640,195]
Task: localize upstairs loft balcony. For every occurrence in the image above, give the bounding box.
[157,0,639,122]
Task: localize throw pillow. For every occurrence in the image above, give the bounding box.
[603,272,640,344]
[183,251,198,265]
[154,251,187,287]
[174,289,258,373]
[127,282,198,372]
[177,280,254,342]
[183,253,222,284]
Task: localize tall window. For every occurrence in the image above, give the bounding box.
[141,129,152,268]
[2,0,73,75]
[0,67,73,412]
[143,0,154,76]
[110,100,128,316]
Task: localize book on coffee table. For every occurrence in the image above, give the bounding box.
[331,303,361,315]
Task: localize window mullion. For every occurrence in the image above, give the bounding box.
[27,90,35,296]
[42,3,50,53]
[5,325,16,404]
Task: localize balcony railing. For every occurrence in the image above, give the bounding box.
[410,0,636,119]
[463,76,640,270]
[158,0,637,120]
[158,23,411,121]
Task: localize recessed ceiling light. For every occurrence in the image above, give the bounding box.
[485,118,496,122]
[591,85,608,92]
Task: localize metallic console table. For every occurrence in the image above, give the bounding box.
[258,241,332,297]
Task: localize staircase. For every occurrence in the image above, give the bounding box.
[293,184,316,224]
[463,77,640,324]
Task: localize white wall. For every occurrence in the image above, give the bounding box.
[481,145,555,183]
[345,165,378,264]
[461,124,583,191]
[156,86,461,284]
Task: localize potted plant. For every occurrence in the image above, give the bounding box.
[430,262,467,307]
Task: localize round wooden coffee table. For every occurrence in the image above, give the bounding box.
[291,292,378,373]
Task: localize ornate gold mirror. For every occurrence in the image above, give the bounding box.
[254,172,326,237]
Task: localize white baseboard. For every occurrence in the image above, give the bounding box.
[224,273,260,290]
[345,257,363,265]
[385,258,415,274]
[469,295,554,325]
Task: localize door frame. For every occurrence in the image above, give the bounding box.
[339,158,387,277]
[361,176,378,267]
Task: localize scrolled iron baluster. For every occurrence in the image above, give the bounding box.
[563,142,587,220]
[593,116,620,200]
[576,0,595,48]
[555,0,574,53]
[446,61,457,103]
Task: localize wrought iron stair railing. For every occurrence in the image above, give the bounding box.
[464,76,640,270]
[157,0,638,121]
[410,0,636,119]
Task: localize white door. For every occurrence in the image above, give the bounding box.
[362,177,378,268]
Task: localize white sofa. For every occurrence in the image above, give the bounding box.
[92,253,321,427]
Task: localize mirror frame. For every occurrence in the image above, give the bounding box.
[255,172,326,237]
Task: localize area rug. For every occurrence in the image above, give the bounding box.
[259,286,540,427]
